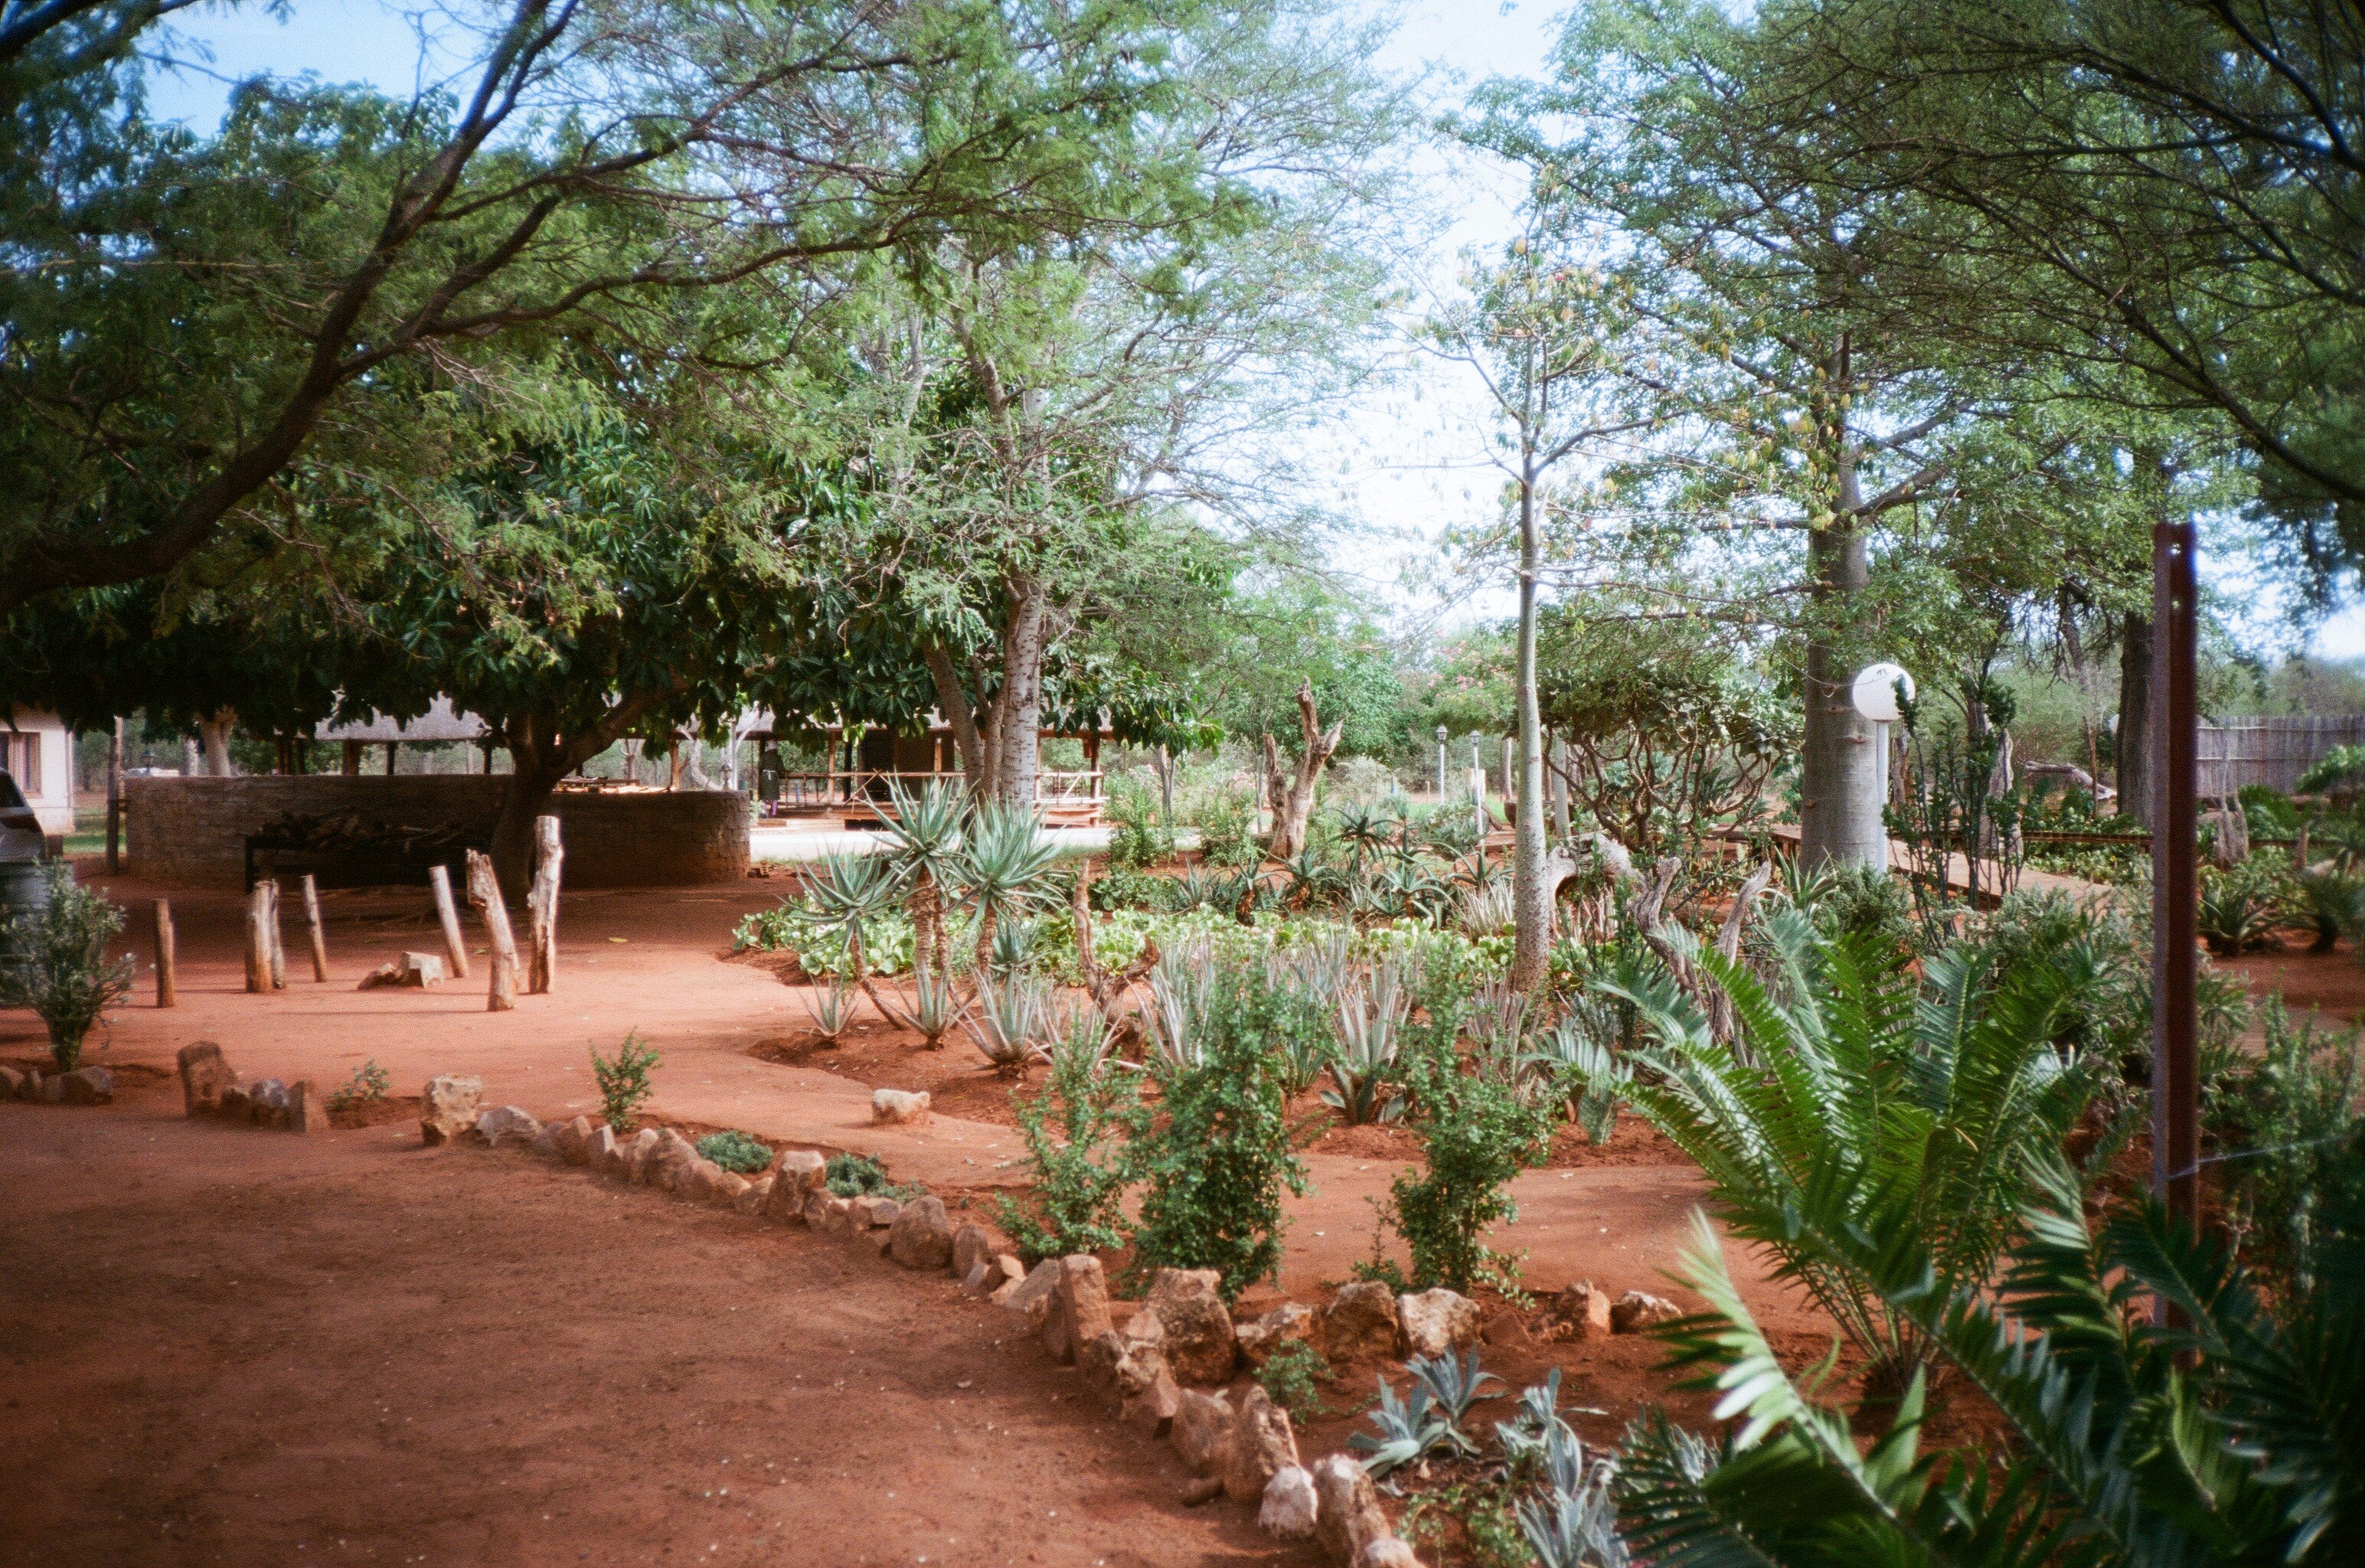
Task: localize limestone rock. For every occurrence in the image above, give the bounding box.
[618,1126,663,1183]
[247,1079,288,1123]
[734,1174,775,1214]
[473,1106,543,1148]
[59,1066,114,1106]
[1044,1255,1114,1366]
[854,1195,903,1229]
[1222,1384,1301,1505]
[1551,1280,1613,1341]
[1259,1465,1319,1540]
[1612,1289,1683,1334]
[35,1072,64,1104]
[1396,1289,1481,1360]
[588,1125,624,1178]
[1236,1301,1317,1367]
[770,1148,828,1199]
[359,951,445,989]
[801,1189,834,1229]
[285,1079,328,1134]
[1170,1389,1234,1476]
[871,1087,931,1125]
[1324,1280,1401,1361]
[175,1043,231,1115]
[1179,1473,1226,1507]
[420,1075,483,1146]
[0,1066,21,1099]
[1145,1267,1237,1385]
[704,1166,751,1205]
[1121,1363,1183,1435]
[1354,1537,1423,1568]
[814,1196,857,1236]
[217,1080,250,1119]
[889,1196,956,1271]
[999,1257,1061,1321]
[951,1223,1000,1281]
[968,1253,1026,1298]
[1313,1453,1393,1563]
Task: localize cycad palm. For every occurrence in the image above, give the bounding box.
[1597,908,2095,1383]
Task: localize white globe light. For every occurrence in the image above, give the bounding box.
[1851,662,1915,724]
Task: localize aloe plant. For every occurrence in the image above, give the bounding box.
[880,779,968,985]
[958,801,1057,977]
[1524,1004,1631,1144]
[1324,960,1408,1125]
[963,969,1055,1072]
[885,964,969,1048]
[802,850,897,1015]
[1145,939,1217,1070]
[799,972,856,1043]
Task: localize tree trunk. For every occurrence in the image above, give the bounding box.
[490,761,569,903]
[994,575,1048,809]
[1260,682,1343,864]
[2115,609,2152,826]
[526,815,562,994]
[1511,472,1553,992]
[1798,457,1881,871]
[923,642,993,797]
[199,710,237,776]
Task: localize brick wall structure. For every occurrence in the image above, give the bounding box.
[123,776,750,889]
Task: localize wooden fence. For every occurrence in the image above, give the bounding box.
[2197,717,2365,797]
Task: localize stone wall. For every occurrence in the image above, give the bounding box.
[122,776,750,889]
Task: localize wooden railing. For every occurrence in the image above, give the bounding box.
[757,769,1104,815]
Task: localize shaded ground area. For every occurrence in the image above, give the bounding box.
[0,1078,1306,1568]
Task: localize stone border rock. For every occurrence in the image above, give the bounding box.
[445,1100,1437,1566]
[166,1042,325,1131]
[0,1062,115,1106]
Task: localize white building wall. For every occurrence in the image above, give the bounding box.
[2,709,77,836]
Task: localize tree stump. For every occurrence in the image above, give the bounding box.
[427,863,471,979]
[526,815,562,994]
[465,849,519,1012]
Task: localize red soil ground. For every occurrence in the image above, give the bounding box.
[31,867,2291,1563]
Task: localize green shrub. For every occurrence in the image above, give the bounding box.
[824,1151,921,1200]
[589,1030,660,1133]
[1255,1338,1335,1424]
[0,861,136,1071]
[1389,1036,1556,1292]
[1107,778,1177,870]
[1129,978,1308,1299]
[997,1021,1146,1263]
[1794,861,1918,956]
[325,1059,391,1113]
[696,1129,774,1174]
[2206,995,2363,1279]
[1195,788,1261,868]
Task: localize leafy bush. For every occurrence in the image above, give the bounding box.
[997,1018,1145,1264]
[2242,782,2300,838]
[590,1030,661,1133]
[1390,1034,1556,1292]
[0,861,136,1070]
[2207,996,2363,1279]
[824,1152,920,1200]
[1195,787,1261,867]
[325,1058,391,1113]
[1791,860,1917,956]
[1106,776,1177,869]
[1254,1339,1334,1423]
[695,1129,774,1174]
[1129,974,1308,1300]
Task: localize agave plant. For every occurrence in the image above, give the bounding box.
[802,850,898,1014]
[2199,874,2282,955]
[1348,1374,1447,1478]
[1331,801,1398,874]
[1325,960,1409,1125]
[1599,909,2096,1383]
[1164,867,1223,913]
[1406,1348,1505,1457]
[884,964,970,1049]
[1281,847,1349,909]
[987,915,1045,977]
[880,779,969,985]
[1145,939,1217,1070]
[1459,877,1516,936]
[958,802,1058,975]
[1518,1423,1626,1568]
[2295,870,2365,953]
[799,972,856,1044]
[963,969,1057,1073]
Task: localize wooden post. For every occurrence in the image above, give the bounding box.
[341,740,362,776]
[299,873,329,982]
[427,864,471,979]
[245,881,273,993]
[264,879,286,990]
[2151,518,2200,1247]
[106,717,123,874]
[153,900,177,1008]
[527,815,563,994]
[465,849,519,1011]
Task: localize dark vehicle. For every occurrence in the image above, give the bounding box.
[0,771,41,861]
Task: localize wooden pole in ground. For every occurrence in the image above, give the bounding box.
[465,849,518,1011]
[106,717,123,874]
[526,815,563,994]
[2151,517,2200,1252]
[244,881,272,993]
[427,864,470,979]
[153,899,176,1008]
[299,873,329,982]
[263,879,286,990]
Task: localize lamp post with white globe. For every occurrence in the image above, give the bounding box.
[1848,662,1914,872]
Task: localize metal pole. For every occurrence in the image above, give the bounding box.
[2150,518,2199,1240]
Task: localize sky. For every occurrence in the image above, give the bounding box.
[136,0,2365,666]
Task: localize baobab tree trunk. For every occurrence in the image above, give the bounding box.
[1511,475,1551,992]
[1260,682,1342,864]
[993,576,1048,809]
[1798,458,1882,872]
[199,710,237,776]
